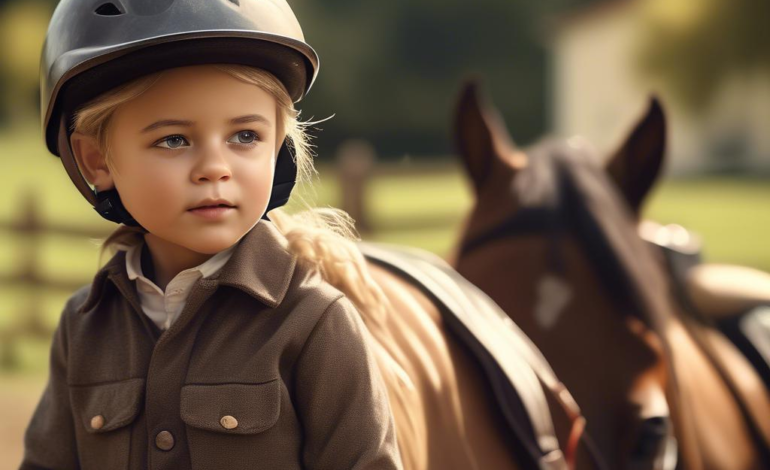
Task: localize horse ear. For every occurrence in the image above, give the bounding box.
[605,97,667,215]
[454,79,524,194]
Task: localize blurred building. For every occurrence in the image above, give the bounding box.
[550,0,770,175]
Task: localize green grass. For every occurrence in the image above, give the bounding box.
[1,124,769,373]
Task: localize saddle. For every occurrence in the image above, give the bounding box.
[641,222,770,392]
[688,264,770,392]
[359,242,581,470]
[686,264,770,318]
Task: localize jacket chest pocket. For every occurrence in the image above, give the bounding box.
[180,379,295,469]
[69,378,145,470]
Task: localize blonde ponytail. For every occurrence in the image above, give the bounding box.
[269,208,389,327]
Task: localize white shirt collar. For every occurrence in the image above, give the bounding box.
[122,241,236,282]
[117,240,236,331]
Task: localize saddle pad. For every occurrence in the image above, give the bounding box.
[359,242,572,470]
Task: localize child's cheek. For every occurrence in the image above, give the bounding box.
[116,160,188,229]
[237,155,276,219]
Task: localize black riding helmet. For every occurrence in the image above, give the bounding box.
[40,0,319,227]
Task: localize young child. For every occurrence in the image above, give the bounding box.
[22,0,402,469]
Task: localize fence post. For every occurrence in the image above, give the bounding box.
[0,193,48,370]
[336,139,376,235]
[0,191,114,370]
[18,190,41,285]
[0,330,19,370]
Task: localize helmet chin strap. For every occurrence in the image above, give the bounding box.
[94,188,143,227]
[58,115,297,227]
[261,138,297,221]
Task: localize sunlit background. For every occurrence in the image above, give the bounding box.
[1,0,768,466]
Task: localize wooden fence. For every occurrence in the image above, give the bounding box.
[0,192,110,370]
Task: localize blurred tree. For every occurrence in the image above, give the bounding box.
[293,0,593,158]
[635,0,770,113]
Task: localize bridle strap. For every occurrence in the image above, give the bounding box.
[460,207,562,257]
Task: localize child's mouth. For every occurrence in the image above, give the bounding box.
[188,204,236,219]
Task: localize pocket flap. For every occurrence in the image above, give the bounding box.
[70,378,145,434]
[180,380,281,435]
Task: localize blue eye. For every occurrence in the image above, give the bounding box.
[228,130,259,145]
[156,135,189,149]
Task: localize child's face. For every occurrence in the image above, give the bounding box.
[86,65,279,254]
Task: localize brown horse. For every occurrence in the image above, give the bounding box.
[449,83,770,469]
[603,101,770,469]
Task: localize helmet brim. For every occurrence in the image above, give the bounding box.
[44,31,318,157]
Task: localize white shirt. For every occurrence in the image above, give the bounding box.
[117,242,236,331]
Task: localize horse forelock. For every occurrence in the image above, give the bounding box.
[546,141,672,329]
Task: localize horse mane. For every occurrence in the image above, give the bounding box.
[520,139,674,334]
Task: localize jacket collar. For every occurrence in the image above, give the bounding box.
[210,220,297,308]
[78,220,297,314]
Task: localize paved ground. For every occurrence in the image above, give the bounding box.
[1,374,46,470]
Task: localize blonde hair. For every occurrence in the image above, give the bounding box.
[71,64,388,325]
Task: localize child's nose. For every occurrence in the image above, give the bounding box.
[191,146,232,183]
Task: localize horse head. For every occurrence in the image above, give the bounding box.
[452,81,676,469]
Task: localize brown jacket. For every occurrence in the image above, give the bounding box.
[20,220,402,470]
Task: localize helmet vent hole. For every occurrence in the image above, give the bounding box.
[227,0,240,6]
[94,3,124,16]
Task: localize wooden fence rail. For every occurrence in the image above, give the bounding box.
[0,193,110,370]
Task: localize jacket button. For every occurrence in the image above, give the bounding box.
[90,415,105,430]
[155,430,175,451]
[220,415,238,430]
